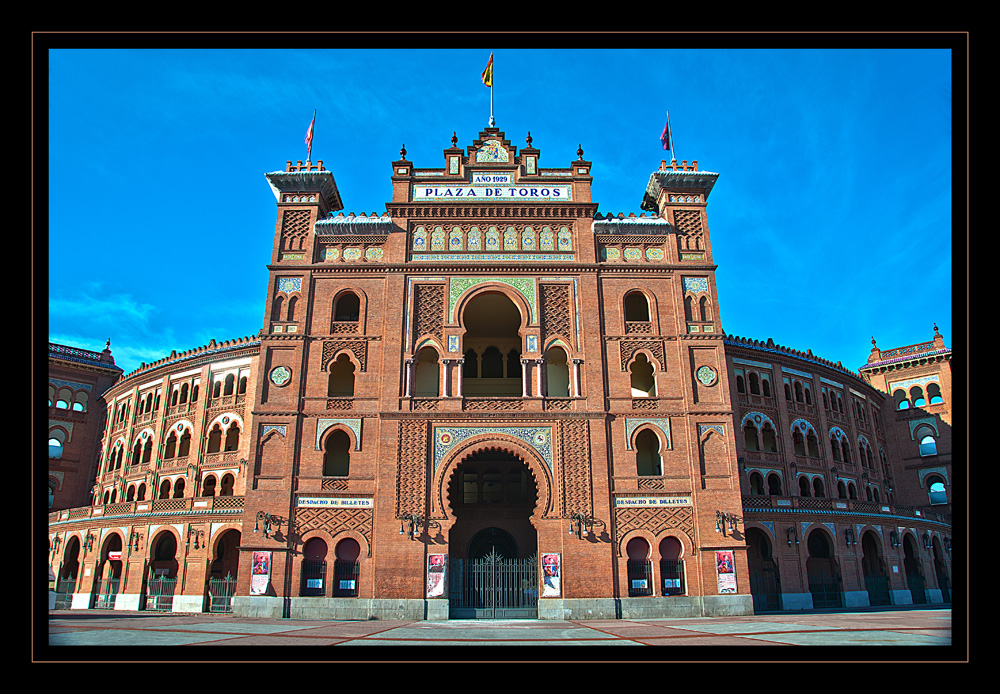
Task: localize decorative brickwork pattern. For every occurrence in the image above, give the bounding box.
[396,420,428,518]
[673,209,704,252]
[322,340,367,372]
[620,340,666,371]
[559,420,592,518]
[280,209,311,252]
[293,507,373,555]
[614,506,694,554]
[413,284,444,344]
[540,284,571,343]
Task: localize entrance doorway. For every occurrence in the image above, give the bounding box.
[446,450,539,618]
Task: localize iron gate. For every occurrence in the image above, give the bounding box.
[449,551,538,619]
[145,576,177,612]
[207,573,237,613]
[749,559,782,612]
[91,577,120,610]
[54,576,76,610]
[864,574,892,606]
[808,571,843,609]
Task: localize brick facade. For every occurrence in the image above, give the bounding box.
[47,127,953,618]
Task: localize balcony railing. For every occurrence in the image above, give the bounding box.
[740,494,951,524]
[50,495,245,524]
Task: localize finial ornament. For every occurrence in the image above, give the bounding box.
[451,132,458,147]
[577,144,584,160]
[526,131,532,147]
[934,322,940,336]
[400,144,406,160]
[871,336,877,348]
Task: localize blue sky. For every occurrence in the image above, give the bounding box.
[47,47,954,377]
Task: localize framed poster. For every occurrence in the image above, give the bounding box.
[715,550,737,594]
[541,553,561,597]
[426,554,447,598]
[250,551,271,595]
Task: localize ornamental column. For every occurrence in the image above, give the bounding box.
[535,358,546,398]
[455,358,465,398]
[521,358,531,397]
[441,359,452,398]
[571,358,583,398]
[403,358,416,397]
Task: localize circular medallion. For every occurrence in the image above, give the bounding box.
[269,366,291,387]
[696,365,718,386]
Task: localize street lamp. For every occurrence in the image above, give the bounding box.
[715,510,742,537]
[253,511,281,539]
[399,513,425,540]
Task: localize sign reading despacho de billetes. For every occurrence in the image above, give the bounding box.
[614,496,693,507]
[296,497,373,508]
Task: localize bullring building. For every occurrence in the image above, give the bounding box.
[47,125,954,620]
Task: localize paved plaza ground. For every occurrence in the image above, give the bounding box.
[37,605,966,661]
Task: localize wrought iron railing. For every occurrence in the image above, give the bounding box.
[627,560,653,597]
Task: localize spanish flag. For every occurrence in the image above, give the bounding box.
[481,52,493,88]
[305,109,316,158]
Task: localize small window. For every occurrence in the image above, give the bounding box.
[624,291,650,322]
[928,479,947,505]
[918,435,938,456]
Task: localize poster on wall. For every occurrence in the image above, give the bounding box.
[715,550,737,594]
[541,553,561,597]
[250,551,271,595]
[427,554,447,598]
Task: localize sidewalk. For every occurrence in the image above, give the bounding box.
[43,605,957,654]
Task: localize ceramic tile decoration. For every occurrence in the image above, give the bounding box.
[433,426,552,472]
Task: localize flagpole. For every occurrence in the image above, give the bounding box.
[667,110,675,163]
[489,52,495,126]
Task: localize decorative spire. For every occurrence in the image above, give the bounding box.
[933,322,940,336]
[400,144,406,160]
[577,144,584,160]
[526,131,532,147]
[451,132,458,147]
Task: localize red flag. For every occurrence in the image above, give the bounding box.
[305,110,316,157]
[481,52,493,88]
[660,118,670,151]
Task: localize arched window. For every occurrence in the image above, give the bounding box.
[684,295,695,321]
[748,373,760,395]
[286,295,298,322]
[463,349,479,379]
[799,477,810,497]
[481,346,503,379]
[137,483,146,501]
[323,430,351,477]
[170,389,179,406]
[223,374,236,396]
[635,428,662,476]
[767,473,783,496]
[506,348,521,379]
[813,477,825,498]
[629,353,656,397]
[172,478,185,498]
[545,346,570,398]
[224,422,240,452]
[794,382,804,403]
[894,389,909,410]
[271,295,284,322]
[804,386,812,406]
[793,430,806,456]
[784,383,792,401]
[207,424,223,454]
[699,296,711,322]
[918,434,938,457]
[333,291,360,322]
[837,480,847,499]
[927,477,948,505]
[163,431,177,460]
[736,374,745,393]
[327,354,356,397]
[927,382,944,404]
[212,381,222,398]
[910,386,925,407]
[202,475,217,497]
[179,383,189,404]
[178,429,191,457]
[238,375,247,395]
[831,435,842,461]
[73,391,89,412]
[761,423,777,452]
[624,291,650,322]
[142,437,153,465]
[126,485,136,502]
[626,537,652,597]
[807,432,820,458]
[220,474,235,496]
[159,479,171,500]
[761,377,771,397]
[749,471,765,495]
[414,346,440,397]
[744,423,760,451]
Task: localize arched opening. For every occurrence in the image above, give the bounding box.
[805,530,843,608]
[658,537,685,596]
[92,534,123,609]
[812,477,825,498]
[746,527,781,611]
[625,537,653,596]
[333,291,360,323]
[414,346,440,397]
[220,473,235,496]
[927,477,948,505]
[460,291,523,396]
[932,539,951,603]
[54,536,81,608]
[327,353,356,397]
[207,424,223,454]
[629,353,656,397]
[202,475,217,497]
[767,473,783,496]
[146,531,179,611]
[903,535,927,604]
[334,538,361,597]
[748,471,765,496]
[544,346,570,398]
[206,529,241,613]
[323,430,351,477]
[624,291,650,322]
[635,428,662,476]
[301,537,328,596]
[224,422,240,452]
[861,531,891,606]
[798,476,811,497]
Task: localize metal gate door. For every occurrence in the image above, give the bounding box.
[749,559,782,612]
[145,576,177,612]
[450,551,538,619]
[207,574,237,613]
[91,577,120,610]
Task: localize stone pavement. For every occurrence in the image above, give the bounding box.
[41,605,961,658]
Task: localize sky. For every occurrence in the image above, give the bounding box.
[45,45,956,378]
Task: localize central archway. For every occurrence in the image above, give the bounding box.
[445,449,540,619]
